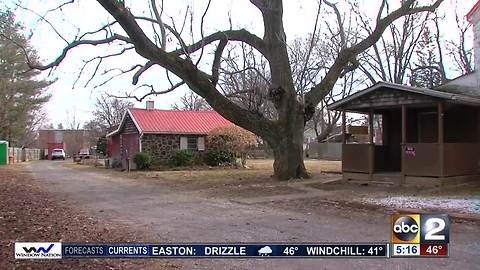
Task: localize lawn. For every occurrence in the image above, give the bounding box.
[67,158,480,218]
[67,158,341,199]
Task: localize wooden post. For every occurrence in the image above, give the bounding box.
[438,102,444,144]
[342,111,347,144]
[438,102,444,177]
[341,111,346,175]
[401,105,407,185]
[369,109,374,144]
[368,109,374,176]
[402,105,407,144]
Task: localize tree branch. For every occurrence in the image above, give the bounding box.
[170,29,267,56]
[305,0,444,105]
[150,0,167,50]
[211,39,227,86]
[96,0,276,138]
[28,34,131,71]
[132,61,155,85]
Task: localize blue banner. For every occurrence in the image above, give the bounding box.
[62,243,389,258]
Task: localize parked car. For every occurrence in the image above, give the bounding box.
[79,148,90,159]
[51,149,66,160]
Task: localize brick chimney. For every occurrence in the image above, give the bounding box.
[468,0,480,71]
[146,100,155,110]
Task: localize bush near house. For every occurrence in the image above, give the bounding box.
[205,149,236,166]
[169,150,193,166]
[206,126,256,166]
[133,152,152,170]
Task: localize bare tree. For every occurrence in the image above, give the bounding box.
[359,1,472,88]
[410,24,446,88]
[92,94,133,130]
[20,109,48,148]
[357,3,434,85]
[20,0,444,180]
[309,71,363,142]
[445,5,474,75]
[65,107,82,130]
[219,42,276,119]
[172,92,210,111]
[84,94,133,141]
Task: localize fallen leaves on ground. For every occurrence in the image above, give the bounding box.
[0,164,178,270]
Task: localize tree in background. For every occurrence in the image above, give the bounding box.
[358,6,433,85]
[65,107,83,130]
[96,136,107,156]
[410,25,446,88]
[172,92,210,111]
[359,2,472,88]
[23,0,444,180]
[445,3,474,75]
[84,93,133,144]
[0,10,51,147]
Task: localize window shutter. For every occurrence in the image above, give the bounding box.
[180,137,188,150]
[197,137,205,151]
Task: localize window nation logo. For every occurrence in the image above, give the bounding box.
[15,242,62,259]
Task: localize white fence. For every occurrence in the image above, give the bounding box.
[8,147,44,163]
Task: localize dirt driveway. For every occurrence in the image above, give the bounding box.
[27,161,480,270]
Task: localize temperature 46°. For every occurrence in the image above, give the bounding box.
[283,246,299,255]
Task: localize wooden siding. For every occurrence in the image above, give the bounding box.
[342,144,373,173]
[402,144,441,176]
[122,113,139,134]
[343,89,438,111]
[443,143,480,176]
[120,133,140,159]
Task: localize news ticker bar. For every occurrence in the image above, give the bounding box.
[62,243,389,258]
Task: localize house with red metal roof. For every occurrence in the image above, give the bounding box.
[106,101,232,167]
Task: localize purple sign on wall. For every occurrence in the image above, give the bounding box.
[405,146,416,156]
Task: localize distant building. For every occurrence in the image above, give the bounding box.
[37,129,93,157]
[106,101,233,166]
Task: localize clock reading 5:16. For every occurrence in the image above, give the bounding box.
[393,244,420,256]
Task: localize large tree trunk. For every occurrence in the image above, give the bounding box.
[272,135,309,181]
[269,102,310,181]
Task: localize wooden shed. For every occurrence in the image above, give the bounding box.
[328,81,480,185]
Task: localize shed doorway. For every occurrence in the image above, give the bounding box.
[374,109,402,173]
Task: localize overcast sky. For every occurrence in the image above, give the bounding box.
[2,0,477,127]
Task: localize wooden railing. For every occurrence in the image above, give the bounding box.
[443,143,480,176]
[402,143,480,177]
[342,144,373,173]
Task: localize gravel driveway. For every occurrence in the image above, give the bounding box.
[27,161,480,270]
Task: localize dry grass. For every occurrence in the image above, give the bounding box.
[247,159,341,174]
[65,159,341,199]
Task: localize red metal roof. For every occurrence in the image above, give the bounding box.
[128,108,233,134]
[467,0,480,21]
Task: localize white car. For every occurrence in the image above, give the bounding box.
[51,149,66,160]
[79,148,90,159]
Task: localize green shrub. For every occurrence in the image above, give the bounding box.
[133,152,152,170]
[111,158,122,169]
[170,150,193,166]
[205,149,235,166]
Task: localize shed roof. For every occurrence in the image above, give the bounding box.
[467,0,480,21]
[328,81,480,111]
[107,108,233,137]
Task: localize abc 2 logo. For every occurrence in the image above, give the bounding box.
[391,214,450,244]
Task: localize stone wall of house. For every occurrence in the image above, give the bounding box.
[141,134,181,164]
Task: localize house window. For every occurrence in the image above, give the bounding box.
[181,136,204,150]
[187,137,198,150]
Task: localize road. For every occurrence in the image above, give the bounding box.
[28,161,480,270]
